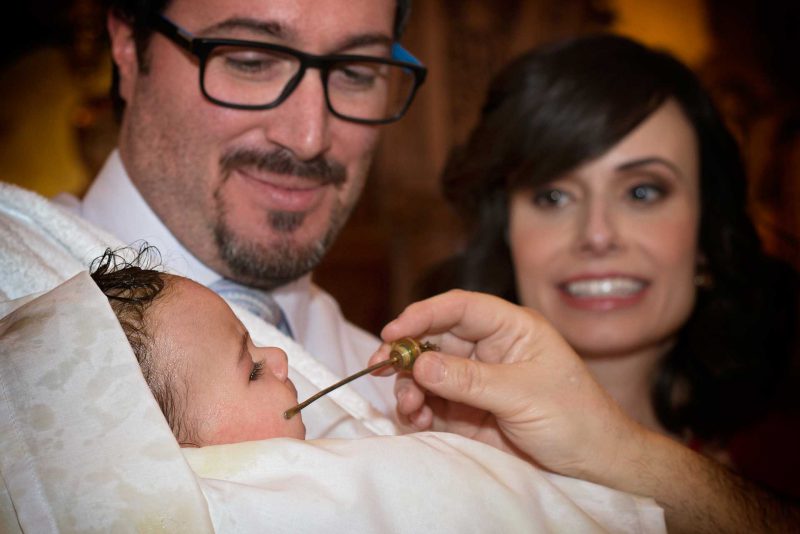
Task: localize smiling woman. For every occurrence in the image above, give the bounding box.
[417,33,798,461]
[508,100,700,371]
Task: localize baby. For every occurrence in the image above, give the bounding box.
[90,247,306,447]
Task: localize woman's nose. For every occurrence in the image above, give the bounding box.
[261,346,289,382]
[576,199,621,255]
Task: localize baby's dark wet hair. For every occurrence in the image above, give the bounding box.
[90,245,193,444]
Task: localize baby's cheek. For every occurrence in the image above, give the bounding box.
[290,414,306,440]
[198,404,258,445]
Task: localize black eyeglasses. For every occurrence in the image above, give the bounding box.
[149,14,427,125]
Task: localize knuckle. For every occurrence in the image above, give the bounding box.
[455,361,487,395]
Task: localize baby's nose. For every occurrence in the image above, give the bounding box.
[264,347,289,382]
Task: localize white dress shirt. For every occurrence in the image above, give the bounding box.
[70,150,397,421]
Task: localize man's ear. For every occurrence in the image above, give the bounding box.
[107,11,139,104]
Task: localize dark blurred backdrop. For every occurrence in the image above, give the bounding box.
[2,0,798,332]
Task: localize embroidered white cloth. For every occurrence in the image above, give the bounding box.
[0,272,666,533]
[0,274,214,533]
[185,433,667,533]
[0,183,667,532]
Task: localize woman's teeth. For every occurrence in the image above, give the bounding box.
[565,278,645,297]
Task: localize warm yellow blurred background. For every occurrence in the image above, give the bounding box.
[1,0,798,332]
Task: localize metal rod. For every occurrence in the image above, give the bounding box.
[283,355,399,419]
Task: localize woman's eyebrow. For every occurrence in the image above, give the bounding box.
[617,157,684,179]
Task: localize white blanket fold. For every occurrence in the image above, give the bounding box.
[185,434,666,533]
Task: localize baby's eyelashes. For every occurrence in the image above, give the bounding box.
[249,360,265,381]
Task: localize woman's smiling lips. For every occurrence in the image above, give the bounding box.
[557,274,650,311]
[236,168,327,212]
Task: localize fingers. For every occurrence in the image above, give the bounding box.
[406,404,434,430]
[367,343,396,376]
[381,290,516,345]
[411,352,516,418]
[396,373,425,413]
[380,290,556,366]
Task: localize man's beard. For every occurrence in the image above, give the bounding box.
[213,147,353,290]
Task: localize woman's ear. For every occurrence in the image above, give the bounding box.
[694,251,714,289]
[107,11,139,104]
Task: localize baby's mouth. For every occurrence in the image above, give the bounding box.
[286,377,299,398]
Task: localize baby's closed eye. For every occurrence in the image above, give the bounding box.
[249,360,265,381]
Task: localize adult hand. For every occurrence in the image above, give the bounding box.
[371,290,800,534]
[369,289,643,480]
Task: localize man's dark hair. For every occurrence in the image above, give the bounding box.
[106,0,412,118]
[90,245,193,444]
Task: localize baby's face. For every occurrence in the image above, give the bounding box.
[152,276,305,446]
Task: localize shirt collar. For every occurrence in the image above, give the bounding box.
[80,149,220,285]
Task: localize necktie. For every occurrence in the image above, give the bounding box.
[209,278,294,339]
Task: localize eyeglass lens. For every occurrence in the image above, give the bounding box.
[203,45,417,121]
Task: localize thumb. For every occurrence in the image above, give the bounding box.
[412,352,510,416]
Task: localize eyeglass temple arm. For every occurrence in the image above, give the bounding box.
[391,42,423,66]
[149,13,195,52]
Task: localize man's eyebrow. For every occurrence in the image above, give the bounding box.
[199,17,292,41]
[197,18,392,54]
[617,157,684,180]
[337,33,393,53]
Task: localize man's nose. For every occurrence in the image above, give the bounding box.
[575,199,622,255]
[262,71,333,161]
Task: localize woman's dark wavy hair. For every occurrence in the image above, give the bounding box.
[422,33,797,443]
[104,0,413,118]
[90,245,194,445]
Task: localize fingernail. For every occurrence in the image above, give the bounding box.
[396,387,407,403]
[409,408,425,428]
[418,354,445,384]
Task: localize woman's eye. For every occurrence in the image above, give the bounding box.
[628,184,665,203]
[249,360,264,381]
[532,188,570,208]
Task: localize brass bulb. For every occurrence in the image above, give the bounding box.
[283,337,439,419]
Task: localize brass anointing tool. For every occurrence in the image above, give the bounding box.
[283,337,439,419]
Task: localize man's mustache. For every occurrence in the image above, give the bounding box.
[220,148,347,187]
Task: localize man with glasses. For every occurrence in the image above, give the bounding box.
[68,0,423,434]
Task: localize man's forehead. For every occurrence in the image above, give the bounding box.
[167,0,396,50]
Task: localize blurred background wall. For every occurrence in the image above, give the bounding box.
[1,0,798,335]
